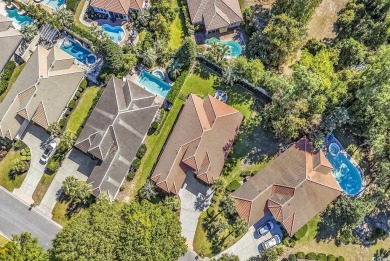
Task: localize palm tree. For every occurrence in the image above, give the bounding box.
[374,248,390,261]
[47,122,61,138]
[20,24,38,43]
[232,217,247,237]
[217,44,231,61]
[163,196,181,211]
[62,176,92,204]
[222,63,237,86]
[142,48,157,68]
[167,59,183,80]
[58,131,76,152]
[139,180,157,200]
[221,195,237,216]
[212,178,226,194]
[54,9,74,28]
[137,9,150,27]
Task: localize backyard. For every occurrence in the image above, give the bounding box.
[0,148,28,191]
[0,63,25,102]
[168,0,185,50]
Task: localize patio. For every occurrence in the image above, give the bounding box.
[195,28,245,45]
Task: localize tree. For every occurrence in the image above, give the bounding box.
[51,201,187,260]
[232,217,247,237]
[57,131,76,153]
[20,24,38,43]
[142,48,157,68]
[9,159,28,179]
[373,248,390,261]
[136,9,151,28]
[47,122,61,138]
[215,253,240,261]
[273,0,321,23]
[222,63,237,86]
[233,57,264,85]
[176,38,197,68]
[260,249,278,261]
[167,59,183,80]
[163,196,181,211]
[139,180,157,200]
[212,178,226,194]
[0,232,48,260]
[221,195,237,216]
[336,38,366,69]
[53,8,74,28]
[206,42,230,64]
[96,38,124,74]
[62,176,92,204]
[332,197,369,229]
[248,14,306,67]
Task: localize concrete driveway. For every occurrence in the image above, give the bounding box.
[179,172,213,249]
[216,213,283,260]
[13,123,51,204]
[0,186,61,249]
[37,148,96,217]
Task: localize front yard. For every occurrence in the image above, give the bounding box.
[0,234,8,247]
[0,148,28,191]
[168,0,185,50]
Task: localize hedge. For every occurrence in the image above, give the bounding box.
[294,223,308,240]
[136,144,147,159]
[296,252,305,259]
[66,0,79,12]
[127,171,136,180]
[305,252,317,260]
[131,158,141,171]
[317,253,327,261]
[226,180,240,192]
[166,68,189,104]
[0,61,16,95]
[288,254,297,261]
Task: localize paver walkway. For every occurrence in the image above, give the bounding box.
[13,124,51,205]
[37,149,96,217]
[178,172,213,250]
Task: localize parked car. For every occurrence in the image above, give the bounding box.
[261,235,281,250]
[257,221,274,236]
[40,141,57,163]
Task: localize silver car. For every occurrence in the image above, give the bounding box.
[40,141,57,163]
[261,235,281,250]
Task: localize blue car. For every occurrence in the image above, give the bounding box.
[257,221,274,236]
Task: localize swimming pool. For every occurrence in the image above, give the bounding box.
[138,71,171,98]
[6,8,34,29]
[60,39,93,64]
[205,37,242,58]
[152,70,165,80]
[326,143,363,196]
[40,0,65,10]
[101,24,125,43]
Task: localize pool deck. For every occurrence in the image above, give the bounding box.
[195,28,245,45]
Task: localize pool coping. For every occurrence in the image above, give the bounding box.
[137,70,172,100]
[325,134,366,197]
[205,37,243,59]
[100,24,126,45]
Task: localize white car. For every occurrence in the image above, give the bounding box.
[261,235,281,250]
[257,221,274,236]
[40,141,57,163]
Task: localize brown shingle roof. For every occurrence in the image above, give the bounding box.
[75,76,159,200]
[187,0,243,31]
[232,138,342,236]
[151,94,243,194]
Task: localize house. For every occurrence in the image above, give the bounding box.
[0,14,23,73]
[0,45,84,140]
[151,94,243,194]
[90,0,148,20]
[74,76,159,200]
[186,0,243,34]
[232,138,342,236]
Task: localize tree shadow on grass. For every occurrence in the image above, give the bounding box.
[194,65,211,80]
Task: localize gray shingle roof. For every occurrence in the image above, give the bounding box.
[75,76,159,200]
[0,14,23,73]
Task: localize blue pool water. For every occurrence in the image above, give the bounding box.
[205,37,242,58]
[152,70,165,80]
[41,0,65,10]
[60,39,93,64]
[6,8,34,28]
[101,24,125,43]
[326,144,363,196]
[138,71,171,98]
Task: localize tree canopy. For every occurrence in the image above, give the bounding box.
[0,233,47,261]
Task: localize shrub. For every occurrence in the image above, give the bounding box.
[240,171,252,177]
[46,159,60,173]
[327,255,336,261]
[131,158,141,171]
[336,257,345,261]
[127,171,136,180]
[136,144,147,159]
[166,68,190,104]
[0,61,16,95]
[207,207,214,216]
[79,78,87,89]
[296,252,305,259]
[294,223,308,240]
[148,121,159,135]
[21,156,27,161]
[305,252,317,260]
[275,246,284,256]
[13,140,23,150]
[212,195,218,202]
[317,253,327,261]
[59,118,66,129]
[68,100,76,110]
[65,0,79,12]
[282,237,296,247]
[288,254,297,261]
[226,180,240,192]
[75,91,81,98]
[26,156,31,161]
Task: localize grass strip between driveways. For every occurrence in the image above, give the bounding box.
[0,234,9,247]
[0,149,27,192]
[32,173,56,205]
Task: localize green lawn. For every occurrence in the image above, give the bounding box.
[193,212,213,257]
[32,173,56,205]
[65,86,101,134]
[0,234,8,247]
[168,0,185,50]
[52,201,69,226]
[74,0,87,29]
[0,63,25,102]
[0,149,27,191]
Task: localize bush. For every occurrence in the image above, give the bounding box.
[282,237,296,247]
[327,255,336,261]
[240,171,252,177]
[46,159,60,173]
[26,156,31,161]
[79,78,87,89]
[275,246,284,256]
[294,223,308,240]
[166,68,190,104]
[66,0,79,12]
[148,121,159,135]
[127,171,136,180]
[0,61,16,95]
[212,195,218,202]
[317,253,327,261]
[207,207,214,216]
[296,252,305,259]
[226,180,240,192]
[59,118,66,129]
[131,158,141,171]
[21,156,27,161]
[68,100,76,110]
[13,140,23,150]
[75,91,81,98]
[288,254,297,261]
[136,144,147,159]
[306,252,317,260]
[336,257,345,261]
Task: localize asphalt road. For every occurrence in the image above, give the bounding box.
[0,186,61,250]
